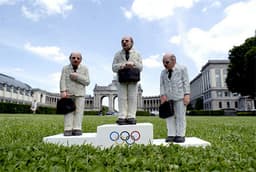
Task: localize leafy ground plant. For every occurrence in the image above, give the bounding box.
[0,114,255,171]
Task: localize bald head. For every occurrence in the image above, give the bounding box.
[70,52,82,59]
[163,52,176,60]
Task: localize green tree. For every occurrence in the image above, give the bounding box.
[101,105,109,116]
[226,36,256,98]
[195,97,204,110]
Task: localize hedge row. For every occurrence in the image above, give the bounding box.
[0,102,31,114]
[236,111,256,116]
[187,109,256,116]
[136,111,150,116]
[187,110,225,116]
[0,102,56,114]
[0,102,151,116]
[1,102,254,116]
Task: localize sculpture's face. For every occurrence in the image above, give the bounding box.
[163,54,176,70]
[121,36,133,51]
[70,52,82,67]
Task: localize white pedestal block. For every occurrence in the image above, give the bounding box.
[43,133,97,146]
[43,123,153,148]
[95,123,153,148]
[153,137,211,148]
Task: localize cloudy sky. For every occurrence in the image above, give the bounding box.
[0,0,255,97]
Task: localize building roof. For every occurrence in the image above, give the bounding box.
[201,59,229,72]
[190,73,202,84]
[0,73,32,90]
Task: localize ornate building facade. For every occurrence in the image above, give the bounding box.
[0,73,33,104]
[190,60,255,111]
[142,96,160,113]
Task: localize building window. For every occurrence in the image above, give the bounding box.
[217,91,223,97]
[235,101,238,108]
[224,91,230,97]
[207,71,210,89]
[219,102,222,108]
[223,69,227,87]
[227,102,230,108]
[232,92,238,97]
[6,86,11,92]
[13,87,18,93]
[208,92,211,98]
[202,70,211,91]
[25,90,30,96]
[215,69,221,88]
[0,83,4,90]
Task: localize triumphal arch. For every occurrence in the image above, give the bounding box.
[93,79,143,112]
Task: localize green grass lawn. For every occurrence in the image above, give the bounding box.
[0,114,255,171]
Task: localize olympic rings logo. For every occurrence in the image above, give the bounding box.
[109,130,141,145]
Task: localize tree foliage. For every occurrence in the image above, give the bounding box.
[194,97,204,110]
[226,36,256,98]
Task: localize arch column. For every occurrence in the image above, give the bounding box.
[108,94,115,112]
[94,94,101,110]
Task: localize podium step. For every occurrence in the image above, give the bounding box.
[43,133,97,146]
[96,123,153,148]
[43,123,153,148]
[153,137,211,148]
[43,123,211,148]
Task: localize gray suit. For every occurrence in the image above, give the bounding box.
[60,64,90,96]
[112,49,143,119]
[160,63,190,136]
[60,64,90,130]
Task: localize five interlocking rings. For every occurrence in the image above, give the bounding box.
[109,130,141,145]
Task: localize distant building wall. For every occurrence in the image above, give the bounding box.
[142,96,160,112]
[189,60,255,111]
[0,74,33,104]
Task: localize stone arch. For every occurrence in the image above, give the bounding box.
[93,80,118,112]
[100,95,109,110]
[93,79,143,112]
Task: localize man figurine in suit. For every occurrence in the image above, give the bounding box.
[60,51,90,136]
[112,36,143,125]
[160,52,190,143]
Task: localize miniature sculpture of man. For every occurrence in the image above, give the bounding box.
[112,36,143,125]
[160,52,190,143]
[60,51,90,136]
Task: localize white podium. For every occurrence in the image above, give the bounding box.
[43,123,153,148]
[43,122,211,148]
[43,133,97,146]
[96,123,153,147]
[153,137,211,148]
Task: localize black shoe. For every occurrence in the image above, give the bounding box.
[165,136,175,142]
[174,136,185,143]
[126,118,136,125]
[72,129,82,136]
[116,118,127,125]
[64,130,72,136]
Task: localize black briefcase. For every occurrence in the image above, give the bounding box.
[159,100,174,118]
[56,98,76,114]
[118,68,140,83]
